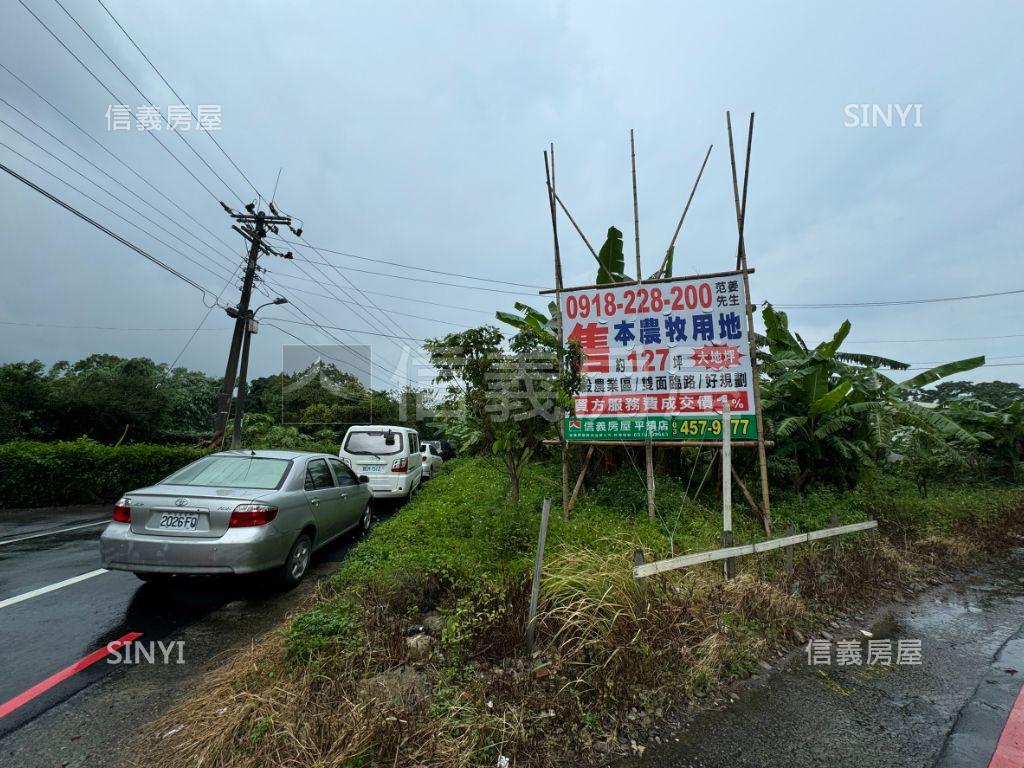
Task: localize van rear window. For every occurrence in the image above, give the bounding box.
[344,430,403,455]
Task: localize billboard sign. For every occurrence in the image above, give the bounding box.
[559,272,756,441]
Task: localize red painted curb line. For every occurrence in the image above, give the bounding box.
[990,683,1024,768]
[0,631,143,720]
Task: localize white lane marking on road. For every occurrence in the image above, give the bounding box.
[0,568,109,610]
[0,520,108,547]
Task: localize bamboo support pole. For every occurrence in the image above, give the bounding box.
[630,129,641,281]
[544,147,570,521]
[568,444,594,512]
[726,111,772,536]
[553,194,600,265]
[656,144,713,277]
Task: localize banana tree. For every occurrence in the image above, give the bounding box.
[495,301,559,351]
[759,304,984,490]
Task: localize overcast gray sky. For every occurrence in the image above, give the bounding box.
[1,0,1022,389]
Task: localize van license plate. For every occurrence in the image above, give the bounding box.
[158,512,199,531]
[360,465,384,472]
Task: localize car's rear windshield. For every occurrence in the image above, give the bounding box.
[162,455,291,489]
[344,430,403,455]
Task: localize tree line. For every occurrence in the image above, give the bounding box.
[0,353,433,447]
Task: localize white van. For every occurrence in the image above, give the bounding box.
[339,425,423,500]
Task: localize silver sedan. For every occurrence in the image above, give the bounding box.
[100,449,373,586]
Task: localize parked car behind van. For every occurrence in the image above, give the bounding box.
[339,425,423,500]
[423,439,456,461]
[421,442,443,479]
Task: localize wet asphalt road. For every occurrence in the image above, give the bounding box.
[0,503,390,767]
[615,550,1024,768]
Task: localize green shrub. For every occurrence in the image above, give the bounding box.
[284,600,364,664]
[0,438,205,508]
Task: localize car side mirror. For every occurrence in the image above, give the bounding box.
[358,475,370,484]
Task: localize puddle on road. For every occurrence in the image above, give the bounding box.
[901,550,1024,644]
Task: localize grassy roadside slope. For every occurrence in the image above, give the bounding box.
[134,457,1024,768]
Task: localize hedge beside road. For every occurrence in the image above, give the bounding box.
[0,439,205,509]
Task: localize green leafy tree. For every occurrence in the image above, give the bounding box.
[426,325,560,501]
[48,355,173,442]
[911,380,1024,410]
[0,360,52,441]
[163,367,219,434]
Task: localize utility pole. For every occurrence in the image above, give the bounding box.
[212,202,297,449]
[231,297,288,448]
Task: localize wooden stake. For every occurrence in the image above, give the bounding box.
[730,463,765,526]
[785,522,795,594]
[656,144,713,278]
[630,129,641,280]
[645,442,655,522]
[726,111,743,269]
[721,397,735,579]
[633,548,647,614]
[726,111,772,536]
[737,114,754,271]
[568,445,595,512]
[544,147,571,521]
[526,498,551,656]
[554,194,600,265]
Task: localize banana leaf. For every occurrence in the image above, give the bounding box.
[596,226,629,284]
[890,356,985,393]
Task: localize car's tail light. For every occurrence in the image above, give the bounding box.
[229,503,279,527]
[112,498,131,523]
[339,456,351,467]
[391,457,408,473]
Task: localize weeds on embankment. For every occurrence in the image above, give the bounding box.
[132,458,1024,768]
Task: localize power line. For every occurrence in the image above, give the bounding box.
[15,5,409,384]
[0,320,230,332]
[267,275,496,316]
[60,5,410,380]
[49,0,244,205]
[270,237,545,289]
[258,282,473,328]
[263,316,427,341]
[0,161,216,297]
[30,2,437,381]
[3,32,420,387]
[843,332,1024,344]
[0,125,236,282]
[280,258,534,295]
[0,94,235,269]
[84,0,429,371]
[0,60,251,271]
[168,263,243,370]
[93,0,263,202]
[905,362,1024,370]
[14,0,225,204]
[0,139,233,284]
[777,286,1024,309]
